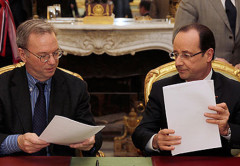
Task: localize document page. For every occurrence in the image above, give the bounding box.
[39,115,104,145]
[163,80,221,155]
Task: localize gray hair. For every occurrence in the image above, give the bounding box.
[16,19,56,48]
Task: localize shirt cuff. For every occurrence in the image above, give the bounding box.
[222,128,231,141]
[145,134,160,152]
[0,135,21,154]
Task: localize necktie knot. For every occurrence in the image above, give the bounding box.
[36,82,46,93]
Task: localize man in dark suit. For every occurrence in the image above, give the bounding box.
[0,19,102,156]
[132,23,240,156]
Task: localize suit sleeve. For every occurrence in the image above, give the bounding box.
[229,99,240,149]
[173,0,199,40]
[75,81,102,156]
[132,82,170,156]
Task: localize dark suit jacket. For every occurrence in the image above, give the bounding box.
[132,71,240,156]
[0,66,102,156]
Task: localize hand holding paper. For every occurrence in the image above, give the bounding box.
[39,115,104,146]
[162,80,222,155]
[69,135,95,151]
[152,129,181,151]
[205,102,230,136]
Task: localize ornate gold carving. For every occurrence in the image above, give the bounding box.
[93,4,104,16]
[85,3,113,16]
[114,108,143,156]
[169,0,181,18]
[167,0,181,22]
[83,3,114,24]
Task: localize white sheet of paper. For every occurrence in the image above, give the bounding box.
[163,80,221,156]
[39,115,104,145]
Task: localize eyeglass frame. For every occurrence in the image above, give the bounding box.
[22,47,63,63]
[169,51,205,60]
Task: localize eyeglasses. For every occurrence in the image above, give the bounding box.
[169,51,203,60]
[23,48,63,63]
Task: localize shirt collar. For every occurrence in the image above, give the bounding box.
[221,0,236,9]
[204,69,213,80]
[26,72,52,92]
[185,69,212,82]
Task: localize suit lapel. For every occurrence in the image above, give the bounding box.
[209,0,232,32]
[48,69,67,123]
[10,67,33,133]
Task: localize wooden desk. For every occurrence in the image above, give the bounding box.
[152,156,240,166]
[47,18,174,56]
[0,156,71,166]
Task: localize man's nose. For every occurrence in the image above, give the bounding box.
[47,54,57,64]
[175,55,183,66]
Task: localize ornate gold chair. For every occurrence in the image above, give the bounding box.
[144,60,240,104]
[144,60,240,157]
[0,62,104,157]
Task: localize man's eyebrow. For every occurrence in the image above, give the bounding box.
[37,48,59,55]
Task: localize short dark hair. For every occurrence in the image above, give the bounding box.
[177,23,215,59]
[140,0,151,11]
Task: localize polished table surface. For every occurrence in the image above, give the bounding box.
[1,156,240,166]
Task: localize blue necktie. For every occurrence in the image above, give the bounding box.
[32,82,47,156]
[225,0,237,37]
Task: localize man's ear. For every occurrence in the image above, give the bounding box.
[206,48,214,62]
[18,48,27,62]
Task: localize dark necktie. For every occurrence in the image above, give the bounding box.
[225,0,237,37]
[32,82,47,156]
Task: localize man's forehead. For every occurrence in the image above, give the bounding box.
[173,29,200,49]
[175,29,199,40]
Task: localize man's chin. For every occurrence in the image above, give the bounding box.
[178,73,188,80]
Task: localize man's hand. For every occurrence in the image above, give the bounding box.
[215,58,232,65]
[205,102,230,136]
[69,135,95,151]
[17,133,50,154]
[235,63,240,69]
[152,129,181,151]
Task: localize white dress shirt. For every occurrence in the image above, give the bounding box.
[221,0,236,9]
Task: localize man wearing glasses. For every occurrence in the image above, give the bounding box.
[0,19,102,156]
[132,23,240,156]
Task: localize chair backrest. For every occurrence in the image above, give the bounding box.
[144,60,240,104]
[0,62,83,80]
